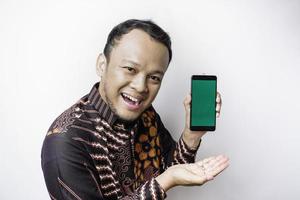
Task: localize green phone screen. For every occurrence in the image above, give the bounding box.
[191,79,216,127]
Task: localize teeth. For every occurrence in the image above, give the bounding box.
[123,93,139,103]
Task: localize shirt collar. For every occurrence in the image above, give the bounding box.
[87,82,118,126]
[87,82,142,129]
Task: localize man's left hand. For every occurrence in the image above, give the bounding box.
[182,92,222,149]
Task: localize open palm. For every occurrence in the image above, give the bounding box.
[168,155,229,187]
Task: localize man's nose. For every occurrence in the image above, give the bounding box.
[130,75,148,93]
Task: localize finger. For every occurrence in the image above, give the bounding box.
[197,155,229,180]
[216,103,221,112]
[209,161,229,177]
[207,156,229,174]
[183,93,191,110]
[203,156,217,163]
[216,104,221,117]
[216,92,222,104]
[196,156,216,166]
[204,155,228,169]
[215,154,228,161]
[216,92,222,118]
[207,155,228,165]
[207,156,229,172]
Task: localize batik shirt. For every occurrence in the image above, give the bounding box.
[41,82,200,200]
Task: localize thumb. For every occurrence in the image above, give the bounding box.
[183,93,191,110]
[183,93,191,128]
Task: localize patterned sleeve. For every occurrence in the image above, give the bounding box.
[42,133,166,200]
[156,113,200,170]
[123,178,166,200]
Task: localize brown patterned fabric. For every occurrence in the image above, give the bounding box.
[41,82,200,200]
[134,110,161,188]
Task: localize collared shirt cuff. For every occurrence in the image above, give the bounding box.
[137,178,167,200]
[180,136,201,153]
[176,136,200,163]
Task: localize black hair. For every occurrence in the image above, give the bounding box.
[103,19,172,64]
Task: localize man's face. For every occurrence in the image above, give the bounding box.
[98,29,169,122]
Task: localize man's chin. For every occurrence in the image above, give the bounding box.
[117,112,140,122]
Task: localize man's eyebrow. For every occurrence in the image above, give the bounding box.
[121,59,165,75]
[121,59,141,66]
[151,70,164,75]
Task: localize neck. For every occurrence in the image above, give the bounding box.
[98,82,108,104]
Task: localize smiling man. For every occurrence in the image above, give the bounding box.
[97,28,169,122]
[41,19,229,200]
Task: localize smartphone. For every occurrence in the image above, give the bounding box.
[190,75,217,131]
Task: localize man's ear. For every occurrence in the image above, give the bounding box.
[96,53,107,78]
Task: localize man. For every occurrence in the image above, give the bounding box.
[41,19,229,200]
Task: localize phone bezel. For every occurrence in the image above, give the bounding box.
[190,75,217,131]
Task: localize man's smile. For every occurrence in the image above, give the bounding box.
[121,92,145,110]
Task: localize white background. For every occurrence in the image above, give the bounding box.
[1,0,300,199]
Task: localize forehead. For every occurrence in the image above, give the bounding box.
[109,29,169,72]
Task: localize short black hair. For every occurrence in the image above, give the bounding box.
[103,19,172,64]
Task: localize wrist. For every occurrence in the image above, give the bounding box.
[155,169,174,192]
[182,129,203,150]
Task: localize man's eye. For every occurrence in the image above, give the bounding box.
[150,75,161,82]
[123,66,135,73]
